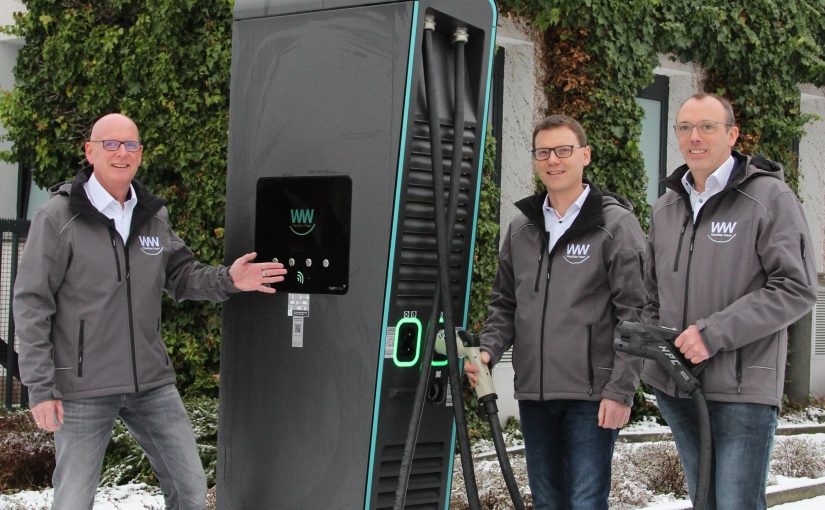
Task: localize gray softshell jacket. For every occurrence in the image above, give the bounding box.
[14,168,239,406]
[642,152,817,406]
[480,181,646,406]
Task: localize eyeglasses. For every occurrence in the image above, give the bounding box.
[531,145,582,160]
[673,121,733,138]
[90,140,142,152]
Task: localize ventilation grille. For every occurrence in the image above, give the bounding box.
[374,441,446,509]
[396,119,477,311]
[499,347,514,366]
[815,288,825,358]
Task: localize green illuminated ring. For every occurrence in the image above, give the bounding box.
[393,317,422,367]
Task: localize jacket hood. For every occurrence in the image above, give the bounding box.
[49,167,165,218]
[602,190,634,212]
[514,179,634,231]
[664,150,784,195]
[49,180,72,195]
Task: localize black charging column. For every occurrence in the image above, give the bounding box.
[219,1,496,508]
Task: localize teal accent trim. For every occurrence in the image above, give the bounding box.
[462,1,499,323]
[365,2,419,508]
[393,317,423,367]
[443,419,458,509]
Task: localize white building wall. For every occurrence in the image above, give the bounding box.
[495,18,541,235]
[799,85,825,275]
[653,55,703,178]
[0,0,25,219]
[488,17,543,424]
[799,85,825,398]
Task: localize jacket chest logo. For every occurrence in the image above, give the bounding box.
[563,243,591,264]
[138,235,164,256]
[708,221,737,244]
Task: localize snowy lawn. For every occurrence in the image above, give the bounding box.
[1,405,822,509]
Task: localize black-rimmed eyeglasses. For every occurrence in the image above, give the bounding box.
[90,140,142,152]
[531,145,582,160]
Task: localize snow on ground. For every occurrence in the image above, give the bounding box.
[1,406,821,509]
[0,484,163,510]
[0,475,822,509]
[772,495,825,509]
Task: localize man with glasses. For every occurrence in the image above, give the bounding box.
[642,93,817,509]
[14,113,288,510]
[465,115,646,509]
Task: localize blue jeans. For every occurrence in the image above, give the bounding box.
[655,390,778,510]
[52,384,206,510]
[518,400,618,510]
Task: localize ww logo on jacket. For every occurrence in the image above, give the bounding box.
[708,221,737,243]
[138,236,164,256]
[563,243,591,264]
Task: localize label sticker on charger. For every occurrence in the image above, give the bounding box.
[385,327,395,358]
[292,317,305,348]
[289,293,309,348]
[288,293,310,317]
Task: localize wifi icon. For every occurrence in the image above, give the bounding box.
[296,271,305,284]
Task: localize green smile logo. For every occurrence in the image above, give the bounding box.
[289,208,316,236]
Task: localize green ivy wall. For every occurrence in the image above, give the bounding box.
[1,0,823,396]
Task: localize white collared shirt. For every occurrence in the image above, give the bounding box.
[543,184,590,252]
[681,155,735,221]
[83,172,137,242]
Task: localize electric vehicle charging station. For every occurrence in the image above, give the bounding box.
[218,1,497,508]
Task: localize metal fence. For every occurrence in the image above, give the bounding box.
[0,218,29,408]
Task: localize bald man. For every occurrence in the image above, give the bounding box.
[13,113,287,510]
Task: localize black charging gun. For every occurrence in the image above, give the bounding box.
[613,321,710,510]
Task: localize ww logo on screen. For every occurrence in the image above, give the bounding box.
[289,209,316,236]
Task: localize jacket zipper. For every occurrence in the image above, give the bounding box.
[110,230,122,282]
[123,243,140,393]
[587,324,594,396]
[674,224,698,399]
[534,245,545,292]
[77,320,85,377]
[735,349,742,393]
[538,260,552,401]
[680,229,698,331]
[801,236,812,286]
[672,214,691,271]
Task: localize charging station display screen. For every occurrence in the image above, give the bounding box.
[255,176,351,294]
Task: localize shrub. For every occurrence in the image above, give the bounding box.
[100,396,218,487]
[616,442,687,498]
[630,383,665,425]
[450,455,530,509]
[771,437,825,479]
[0,409,54,491]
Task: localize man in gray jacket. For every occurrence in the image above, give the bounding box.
[466,115,646,509]
[13,113,288,510]
[643,93,817,509]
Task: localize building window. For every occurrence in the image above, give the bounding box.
[637,75,670,204]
